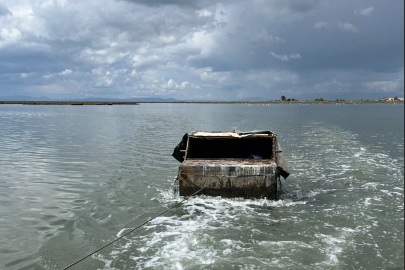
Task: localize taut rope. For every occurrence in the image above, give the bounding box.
[61,187,204,270]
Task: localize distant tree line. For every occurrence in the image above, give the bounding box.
[281,96,298,101]
[278,96,402,103]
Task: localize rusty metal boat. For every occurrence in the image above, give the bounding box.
[172,131,289,199]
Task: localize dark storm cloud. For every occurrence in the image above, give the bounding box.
[122,0,203,7]
[183,0,403,99]
[190,0,403,73]
[121,0,233,8]
[276,0,404,73]
[286,0,320,12]
[0,0,403,100]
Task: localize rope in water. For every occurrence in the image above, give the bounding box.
[61,187,204,270]
[277,177,297,200]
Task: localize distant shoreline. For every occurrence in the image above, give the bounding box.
[0,100,403,105]
[0,101,139,105]
[138,100,404,104]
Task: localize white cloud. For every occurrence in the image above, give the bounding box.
[94,77,113,87]
[200,67,232,84]
[180,81,189,89]
[338,22,358,32]
[59,69,73,75]
[198,9,213,17]
[183,30,216,60]
[42,74,54,79]
[251,29,285,44]
[160,35,176,43]
[0,28,22,48]
[0,0,402,100]
[270,52,301,61]
[356,7,374,16]
[314,21,330,29]
[161,79,189,91]
[290,53,301,59]
[132,54,161,68]
[129,70,137,77]
[270,51,289,61]
[167,79,176,89]
[363,81,400,92]
[92,68,103,75]
[43,69,72,79]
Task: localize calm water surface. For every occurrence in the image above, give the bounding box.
[0,103,403,270]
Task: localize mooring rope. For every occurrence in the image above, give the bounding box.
[172,177,179,195]
[277,177,297,200]
[61,187,204,270]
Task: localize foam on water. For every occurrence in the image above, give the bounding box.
[1,105,403,270]
[94,192,312,269]
[95,122,404,269]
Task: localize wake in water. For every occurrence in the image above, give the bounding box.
[91,122,403,270]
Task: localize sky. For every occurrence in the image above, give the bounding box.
[0,0,403,101]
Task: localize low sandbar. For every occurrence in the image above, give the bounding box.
[0,101,139,105]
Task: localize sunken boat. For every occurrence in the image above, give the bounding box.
[172,131,289,199]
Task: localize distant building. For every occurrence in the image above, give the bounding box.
[379,97,402,101]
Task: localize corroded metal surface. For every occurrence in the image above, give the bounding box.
[178,160,279,199]
[173,131,288,199]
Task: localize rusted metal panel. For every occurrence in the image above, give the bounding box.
[173,131,288,199]
[178,160,279,199]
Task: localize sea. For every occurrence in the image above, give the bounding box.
[0,103,403,270]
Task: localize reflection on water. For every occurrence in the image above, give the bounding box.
[0,103,403,269]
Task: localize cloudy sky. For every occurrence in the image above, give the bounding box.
[0,0,403,100]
